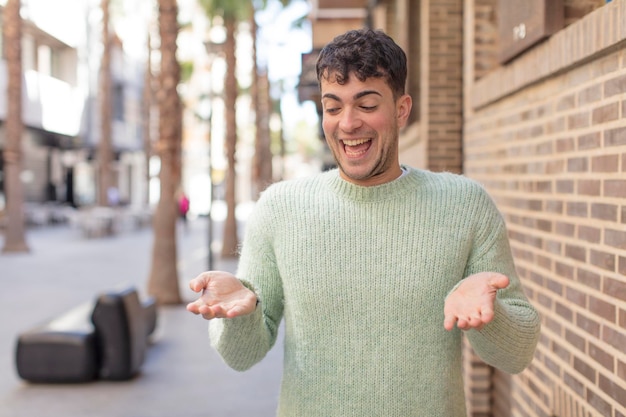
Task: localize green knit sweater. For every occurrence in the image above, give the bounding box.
[209,167,540,417]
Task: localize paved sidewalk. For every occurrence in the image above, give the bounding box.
[0,215,283,417]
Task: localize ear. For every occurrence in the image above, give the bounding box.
[396,94,412,128]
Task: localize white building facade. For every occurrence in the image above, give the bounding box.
[0,0,149,215]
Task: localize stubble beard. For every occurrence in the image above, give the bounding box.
[331,124,399,183]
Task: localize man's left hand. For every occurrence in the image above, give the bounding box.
[443,272,510,331]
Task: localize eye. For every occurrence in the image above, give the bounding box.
[324,107,341,115]
[360,105,377,111]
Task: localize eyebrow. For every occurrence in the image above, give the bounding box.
[322,90,383,102]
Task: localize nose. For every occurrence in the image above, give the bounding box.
[338,108,363,133]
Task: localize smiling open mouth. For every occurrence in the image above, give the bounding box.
[342,138,372,157]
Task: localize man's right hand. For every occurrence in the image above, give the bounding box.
[186,271,258,320]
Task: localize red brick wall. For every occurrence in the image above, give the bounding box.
[564,0,606,25]
[473,0,498,80]
[465,1,626,416]
[426,0,464,174]
[385,0,464,173]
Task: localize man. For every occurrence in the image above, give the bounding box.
[187,28,540,416]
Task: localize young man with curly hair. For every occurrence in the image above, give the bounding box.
[187,28,540,417]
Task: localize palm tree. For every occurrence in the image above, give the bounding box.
[1,0,29,253]
[198,0,249,258]
[97,0,114,206]
[146,0,183,304]
[250,0,291,199]
[143,29,155,206]
[250,3,270,200]
[200,0,292,256]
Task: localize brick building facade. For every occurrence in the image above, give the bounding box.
[303,0,624,415]
[464,1,625,416]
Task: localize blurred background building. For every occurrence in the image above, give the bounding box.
[0,0,149,215]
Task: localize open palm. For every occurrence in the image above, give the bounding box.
[443,272,510,331]
[187,271,257,320]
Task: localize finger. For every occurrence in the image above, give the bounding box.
[186,298,206,315]
[186,303,198,314]
[200,302,234,319]
[465,319,485,331]
[188,278,204,293]
[469,314,484,328]
[479,305,494,324]
[187,291,215,311]
[468,321,485,331]
[456,317,469,330]
[186,302,199,314]
[225,304,249,319]
[198,304,216,319]
[443,314,457,331]
[467,311,489,331]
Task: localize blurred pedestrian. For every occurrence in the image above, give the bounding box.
[178,190,190,229]
[107,186,120,206]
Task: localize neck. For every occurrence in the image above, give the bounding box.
[339,164,403,187]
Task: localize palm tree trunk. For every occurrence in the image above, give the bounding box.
[2,0,29,253]
[147,0,183,304]
[251,9,273,200]
[143,31,154,206]
[255,70,272,194]
[250,8,259,198]
[98,0,114,206]
[221,17,239,258]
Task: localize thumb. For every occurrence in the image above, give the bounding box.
[189,272,211,293]
[489,273,510,290]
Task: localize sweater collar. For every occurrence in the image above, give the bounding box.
[323,165,422,202]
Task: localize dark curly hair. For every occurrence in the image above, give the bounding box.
[316,28,407,99]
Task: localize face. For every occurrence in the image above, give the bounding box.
[320,71,412,187]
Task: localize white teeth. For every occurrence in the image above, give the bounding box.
[343,138,370,146]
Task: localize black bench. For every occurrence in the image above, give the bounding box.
[15,286,157,383]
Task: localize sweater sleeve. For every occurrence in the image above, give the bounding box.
[208,191,284,371]
[462,187,541,374]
